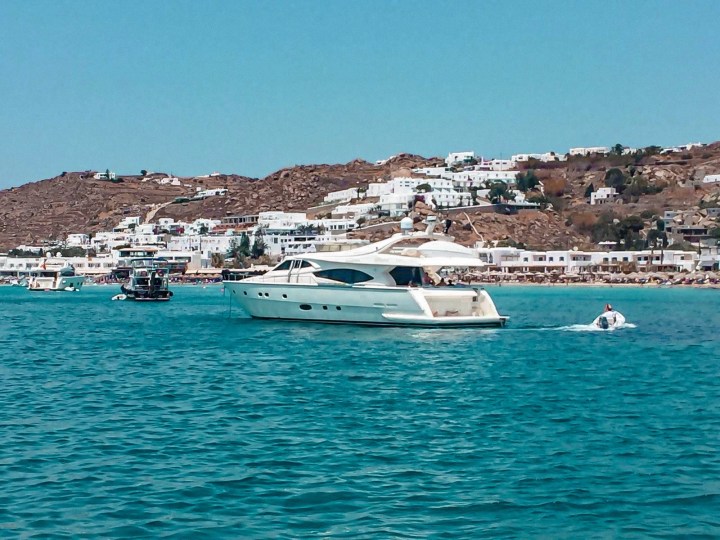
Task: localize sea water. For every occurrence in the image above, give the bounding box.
[1,285,719,537]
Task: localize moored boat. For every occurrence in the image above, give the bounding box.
[224,217,508,327]
[120,258,173,301]
[27,259,84,291]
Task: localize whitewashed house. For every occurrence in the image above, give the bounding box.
[702,174,720,184]
[446,151,476,165]
[511,152,565,163]
[323,187,359,204]
[66,234,90,247]
[590,187,619,205]
[332,203,378,220]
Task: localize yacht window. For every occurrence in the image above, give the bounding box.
[314,269,373,284]
[299,260,313,268]
[389,266,423,286]
[273,260,292,271]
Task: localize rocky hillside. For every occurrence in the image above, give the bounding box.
[1,144,719,251]
[0,154,439,250]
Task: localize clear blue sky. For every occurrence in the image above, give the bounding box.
[1,0,718,188]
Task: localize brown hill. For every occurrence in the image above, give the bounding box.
[1,145,719,251]
[0,154,439,250]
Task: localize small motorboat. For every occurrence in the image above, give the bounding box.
[592,310,626,329]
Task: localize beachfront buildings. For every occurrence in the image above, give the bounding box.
[475,245,699,274]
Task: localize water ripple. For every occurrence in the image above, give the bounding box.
[1,286,720,537]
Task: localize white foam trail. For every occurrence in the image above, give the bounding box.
[557,322,637,332]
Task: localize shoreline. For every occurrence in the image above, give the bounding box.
[473,281,720,289]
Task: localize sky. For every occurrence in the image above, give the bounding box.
[0,0,719,188]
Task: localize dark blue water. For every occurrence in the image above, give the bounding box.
[1,285,719,537]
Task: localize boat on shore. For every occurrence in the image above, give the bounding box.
[119,258,173,301]
[27,259,84,291]
[224,217,507,327]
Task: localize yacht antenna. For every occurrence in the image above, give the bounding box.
[425,215,438,235]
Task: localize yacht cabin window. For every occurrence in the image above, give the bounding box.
[274,260,313,271]
[389,266,425,286]
[313,269,373,284]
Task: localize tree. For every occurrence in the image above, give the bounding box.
[210,252,225,268]
[611,143,624,156]
[251,231,267,259]
[227,234,251,266]
[140,169,147,176]
[584,183,595,198]
[469,187,479,205]
[239,233,251,256]
[488,181,514,204]
[604,168,627,192]
[416,183,432,193]
[527,194,550,210]
[516,170,540,192]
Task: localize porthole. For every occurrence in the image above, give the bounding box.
[243,291,247,296]
[264,293,269,297]
[336,306,341,311]
[257,292,263,297]
[282,294,287,299]
[322,305,328,310]
[299,304,312,311]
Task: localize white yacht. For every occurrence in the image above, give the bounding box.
[27,259,85,291]
[224,217,508,327]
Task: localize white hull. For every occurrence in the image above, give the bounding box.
[225,281,507,327]
[27,275,85,291]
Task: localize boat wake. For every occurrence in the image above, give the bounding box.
[557,322,637,332]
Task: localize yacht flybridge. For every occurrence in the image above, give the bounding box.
[224,217,508,327]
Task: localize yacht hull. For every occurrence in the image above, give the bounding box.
[27,276,85,291]
[224,281,507,327]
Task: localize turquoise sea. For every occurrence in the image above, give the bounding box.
[1,284,719,538]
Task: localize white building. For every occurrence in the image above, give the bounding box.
[378,193,415,216]
[474,246,698,274]
[447,169,519,189]
[93,170,116,180]
[113,216,142,232]
[446,151,476,165]
[332,203,378,220]
[193,188,228,200]
[323,187,359,204]
[511,152,565,163]
[412,166,451,177]
[702,174,720,184]
[66,234,90,246]
[590,187,619,205]
[569,147,610,156]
